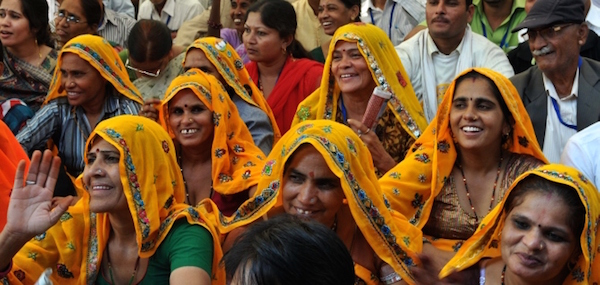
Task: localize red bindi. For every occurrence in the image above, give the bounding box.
[184,104,188,108]
[309,171,314,179]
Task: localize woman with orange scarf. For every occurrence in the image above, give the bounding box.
[292,23,427,176]
[214,120,422,284]
[379,68,547,280]
[159,69,265,216]
[439,164,600,285]
[0,121,29,232]
[0,115,224,284]
[183,37,280,153]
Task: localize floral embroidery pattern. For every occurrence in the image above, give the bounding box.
[56,263,74,278]
[262,160,275,175]
[415,153,430,164]
[60,212,73,222]
[214,148,226,158]
[297,106,311,121]
[437,140,450,153]
[518,136,529,148]
[162,140,170,153]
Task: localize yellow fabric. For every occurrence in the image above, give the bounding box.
[378,67,547,251]
[354,263,379,285]
[185,37,281,143]
[159,69,266,196]
[208,120,423,284]
[44,34,143,105]
[5,115,225,284]
[292,22,427,140]
[441,164,600,284]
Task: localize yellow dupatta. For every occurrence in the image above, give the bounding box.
[5,115,225,284]
[185,37,281,143]
[44,34,143,105]
[206,120,423,284]
[292,23,427,140]
[441,164,600,284]
[378,68,547,251]
[159,69,265,196]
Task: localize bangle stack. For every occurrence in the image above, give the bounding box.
[381,272,402,285]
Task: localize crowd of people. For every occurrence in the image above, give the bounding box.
[0,0,599,283]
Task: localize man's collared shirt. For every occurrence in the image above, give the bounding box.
[137,0,204,32]
[464,0,526,52]
[361,0,425,46]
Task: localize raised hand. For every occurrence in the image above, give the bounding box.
[140,98,161,122]
[4,150,73,239]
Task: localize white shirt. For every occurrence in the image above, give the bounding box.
[395,28,514,121]
[98,8,137,48]
[137,0,204,31]
[542,70,579,163]
[103,0,135,18]
[587,1,600,36]
[360,0,425,45]
[561,121,600,190]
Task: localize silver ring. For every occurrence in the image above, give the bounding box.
[364,128,370,134]
[26,180,36,185]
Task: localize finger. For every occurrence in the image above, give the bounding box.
[44,156,62,193]
[36,150,54,187]
[347,119,370,136]
[48,196,74,224]
[13,159,28,190]
[25,150,43,185]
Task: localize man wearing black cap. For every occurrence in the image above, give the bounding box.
[510,0,600,163]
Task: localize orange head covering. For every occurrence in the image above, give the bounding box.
[185,37,281,142]
[0,120,29,232]
[45,34,143,105]
[159,69,265,196]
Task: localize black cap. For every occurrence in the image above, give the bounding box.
[511,0,585,32]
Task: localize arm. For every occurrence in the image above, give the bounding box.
[207,0,222,38]
[0,150,73,272]
[170,267,211,284]
[165,222,214,285]
[16,102,61,154]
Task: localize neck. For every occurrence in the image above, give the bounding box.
[341,92,371,120]
[257,54,288,77]
[179,142,212,163]
[457,147,503,174]
[503,267,568,285]
[154,1,166,14]
[545,65,578,98]
[107,211,136,243]
[6,39,41,64]
[308,0,319,15]
[372,0,386,10]
[482,0,513,30]
[431,31,465,55]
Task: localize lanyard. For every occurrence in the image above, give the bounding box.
[340,95,348,122]
[369,2,396,40]
[480,12,515,50]
[548,57,583,131]
[152,13,171,26]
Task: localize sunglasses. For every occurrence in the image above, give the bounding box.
[125,58,162,77]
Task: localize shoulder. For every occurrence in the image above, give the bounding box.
[293,58,324,72]
[506,152,545,173]
[510,66,538,88]
[567,122,600,147]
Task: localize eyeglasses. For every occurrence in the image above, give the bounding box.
[55,11,87,25]
[125,58,162,77]
[527,23,574,41]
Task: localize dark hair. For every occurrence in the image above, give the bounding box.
[245,0,311,59]
[504,175,586,241]
[79,0,102,31]
[454,70,513,144]
[222,214,355,285]
[127,19,172,62]
[338,0,361,22]
[20,0,54,47]
[466,0,473,9]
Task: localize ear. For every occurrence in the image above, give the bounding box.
[577,23,589,46]
[282,34,293,50]
[349,5,360,21]
[466,4,475,23]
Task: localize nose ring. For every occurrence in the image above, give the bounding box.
[309,197,317,203]
[96,169,103,175]
[189,118,193,122]
[539,243,544,250]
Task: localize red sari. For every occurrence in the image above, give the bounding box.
[246,56,323,133]
[0,120,29,231]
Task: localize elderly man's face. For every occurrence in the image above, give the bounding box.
[528,23,588,75]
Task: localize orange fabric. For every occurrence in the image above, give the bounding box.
[246,56,323,133]
[0,120,29,232]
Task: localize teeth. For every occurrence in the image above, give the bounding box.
[92,185,110,190]
[234,19,242,24]
[181,129,198,134]
[296,208,312,215]
[340,74,353,78]
[322,21,332,26]
[462,126,481,132]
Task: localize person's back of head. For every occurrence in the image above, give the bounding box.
[127,19,172,63]
[222,214,355,285]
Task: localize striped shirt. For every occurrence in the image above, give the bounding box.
[98,8,137,48]
[17,90,141,176]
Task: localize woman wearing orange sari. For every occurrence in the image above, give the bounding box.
[379,68,547,280]
[0,120,29,232]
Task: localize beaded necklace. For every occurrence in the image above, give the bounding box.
[501,264,506,285]
[106,242,140,285]
[458,154,503,224]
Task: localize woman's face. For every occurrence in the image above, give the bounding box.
[331,41,376,98]
[449,76,510,152]
[183,48,225,83]
[318,0,358,35]
[84,138,128,214]
[60,52,107,110]
[243,12,289,63]
[230,0,253,34]
[501,191,580,283]
[282,145,345,228]
[168,89,214,149]
[0,0,35,48]
[54,0,96,46]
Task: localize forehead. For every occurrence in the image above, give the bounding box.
[60,52,93,70]
[169,89,205,106]
[89,137,119,152]
[184,48,212,65]
[507,191,573,230]
[320,0,345,6]
[0,0,23,11]
[59,0,84,15]
[244,12,266,27]
[286,145,336,176]
[453,76,499,102]
[333,41,359,51]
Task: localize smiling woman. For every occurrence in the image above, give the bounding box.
[309,0,360,63]
[16,34,142,184]
[0,0,57,111]
[53,0,101,48]
[158,69,265,216]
